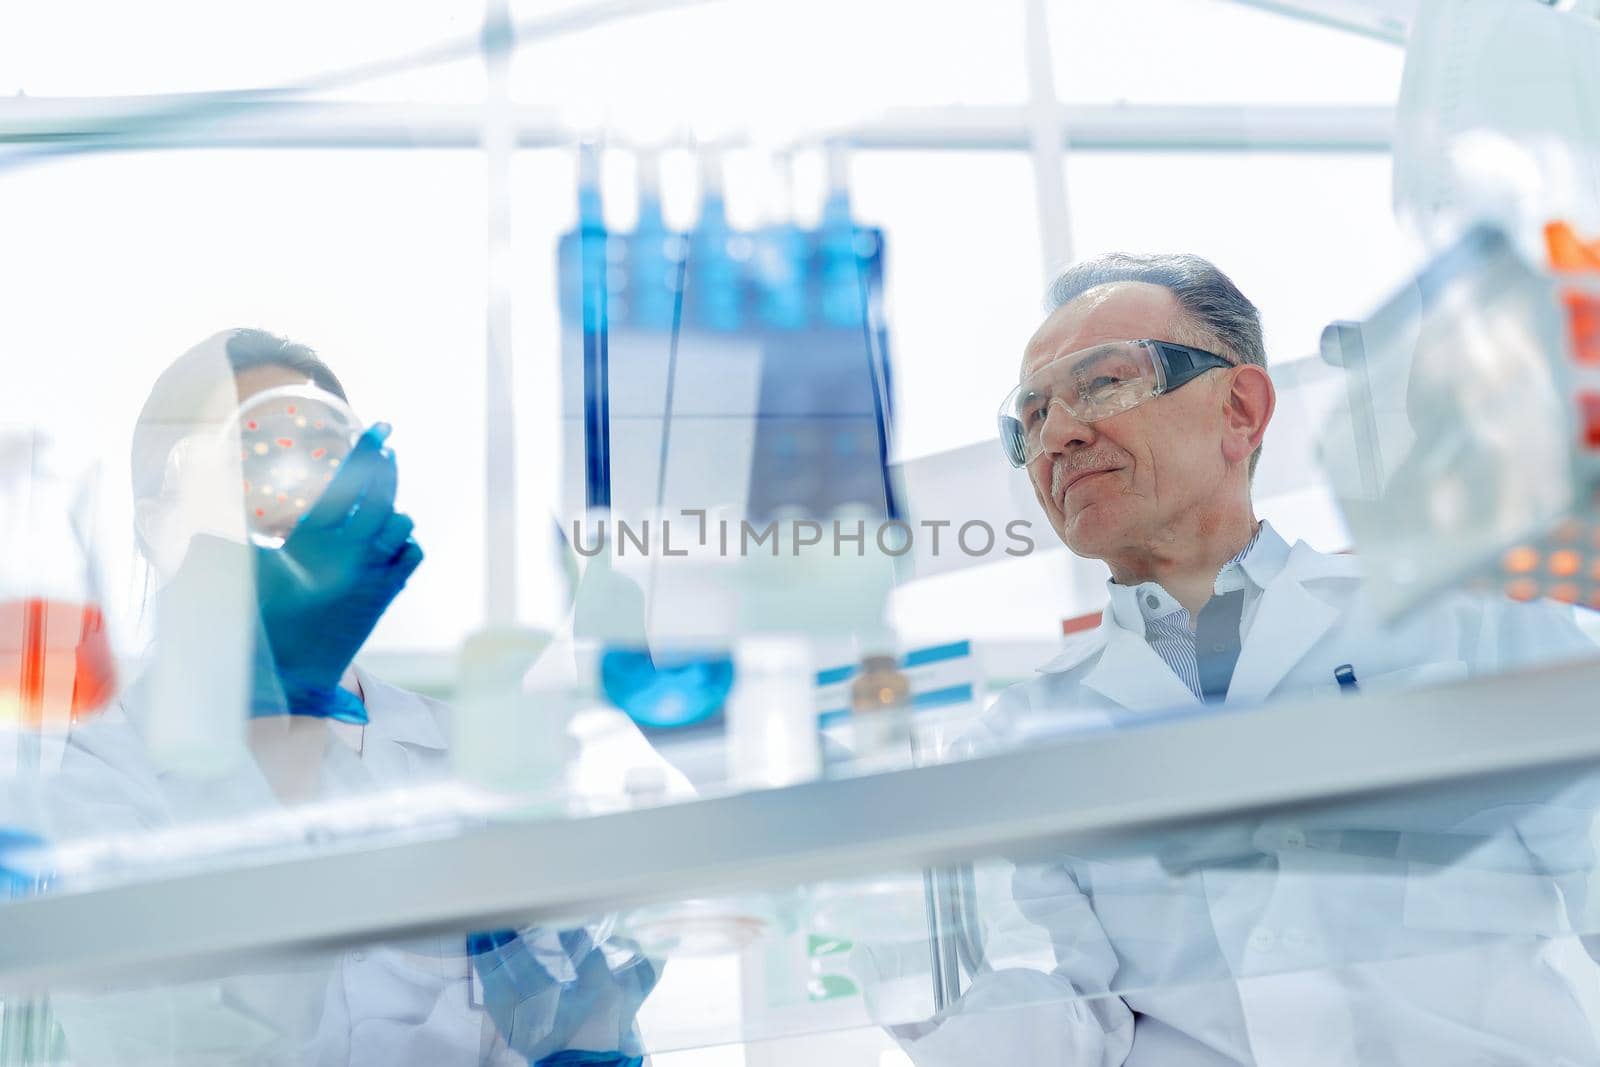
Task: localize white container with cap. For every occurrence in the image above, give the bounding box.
[726,635,819,790]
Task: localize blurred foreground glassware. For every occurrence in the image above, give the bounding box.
[848,653,911,757]
[598,647,734,731]
[455,626,579,802]
[0,432,98,1067]
[1317,223,1600,618]
[0,432,116,744]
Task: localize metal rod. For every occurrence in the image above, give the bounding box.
[1222,0,1409,44]
[482,0,520,625]
[0,100,1397,155]
[921,865,948,1013]
[936,867,964,1003]
[1024,0,1073,275]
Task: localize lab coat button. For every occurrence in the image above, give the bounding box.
[1145,595,1160,609]
[1282,829,1306,849]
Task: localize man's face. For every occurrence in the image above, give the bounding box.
[1020,282,1234,560]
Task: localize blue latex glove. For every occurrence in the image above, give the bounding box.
[254,424,423,723]
[0,828,48,899]
[536,1054,643,1067]
[467,928,658,1066]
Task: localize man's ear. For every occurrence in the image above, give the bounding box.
[1220,364,1274,466]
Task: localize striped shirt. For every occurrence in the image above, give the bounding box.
[1106,523,1274,701]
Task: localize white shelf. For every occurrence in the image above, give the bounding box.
[4,656,1600,994]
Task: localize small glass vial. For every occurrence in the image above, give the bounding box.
[848,653,911,760]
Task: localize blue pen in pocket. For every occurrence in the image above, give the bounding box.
[1334,663,1359,693]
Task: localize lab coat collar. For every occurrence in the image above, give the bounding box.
[1034,527,1352,709]
[1236,519,1291,591]
[354,665,450,751]
[1034,626,1108,675]
[1082,623,1204,710]
[1101,520,1288,632]
[1033,614,1200,709]
[1221,539,1348,705]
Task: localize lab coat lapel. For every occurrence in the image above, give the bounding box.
[1081,623,1202,712]
[1225,559,1340,706]
[351,667,450,783]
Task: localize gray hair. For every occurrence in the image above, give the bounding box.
[1045,252,1266,476]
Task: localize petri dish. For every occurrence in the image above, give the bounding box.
[222,385,362,547]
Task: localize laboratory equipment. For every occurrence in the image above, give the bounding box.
[847,654,910,757]
[1378,0,1600,615]
[0,432,105,1067]
[221,384,362,548]
[1395,0,1600,255]
[552,145,905,732]
[454,626,574,798]
[0,829,44,898]
[555,146,898,524]
[725,636,819,789]
[618,897,775,958]
[0,432,117,740]
[598,650,734,732]
[569,515,734,732]
[814,640,982,764]
[745,160,899,522]
[142,532,257,775]
[555,152,745,731]
[997,340,1237,468]
[1316,223,1600,617]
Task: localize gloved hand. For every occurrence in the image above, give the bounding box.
[254,424,423,724]
[467,927,658,1066]
[0,827,48,899]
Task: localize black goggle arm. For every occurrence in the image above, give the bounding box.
[1150,340,1236,391]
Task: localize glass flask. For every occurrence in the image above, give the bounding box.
[0,431,117,743]
[598,647,735,731]
[573,520,737,732]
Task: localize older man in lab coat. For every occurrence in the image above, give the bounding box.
[880,253,1600,1065]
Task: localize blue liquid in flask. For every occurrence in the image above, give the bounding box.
[599,648,734,730]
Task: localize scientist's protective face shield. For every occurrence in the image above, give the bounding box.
[997,339,1236,468]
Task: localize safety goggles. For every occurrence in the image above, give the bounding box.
[997,338,1236,468]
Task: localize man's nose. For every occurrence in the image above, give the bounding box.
[1039,398,1097,453]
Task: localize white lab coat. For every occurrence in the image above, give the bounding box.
[878,525,1600,1066]
[35,664,666,1066]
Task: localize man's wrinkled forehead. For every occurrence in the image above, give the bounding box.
[1022,281,1185,376]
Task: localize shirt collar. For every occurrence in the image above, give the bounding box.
[1105,520,1289,631]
